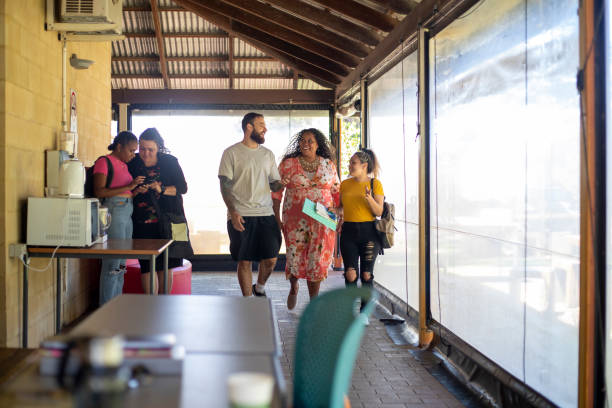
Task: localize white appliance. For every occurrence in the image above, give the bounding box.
[58,158,85,198]
[27,197,101,247]
[46,150,70,197]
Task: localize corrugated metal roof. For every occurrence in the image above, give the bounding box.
[164,37,228,57]
[235,79,294,90]
[168,61,227,76]
[113,37,159,57]
[112,77,165,89]
[161,11,223,34]
[233,39,267,58]
[112,60,160,75]
[122,10,153,33]
[234,61,290,76]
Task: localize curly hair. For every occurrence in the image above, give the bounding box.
[282,128,335,162]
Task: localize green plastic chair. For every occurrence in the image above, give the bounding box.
[292,287,378,408]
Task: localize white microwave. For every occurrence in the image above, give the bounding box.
[27,197,102,247]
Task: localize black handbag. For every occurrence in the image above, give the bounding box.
[150,192,194,259]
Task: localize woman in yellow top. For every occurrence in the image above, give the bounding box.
[338,149,384,293]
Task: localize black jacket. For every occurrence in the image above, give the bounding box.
[128,153,188,218]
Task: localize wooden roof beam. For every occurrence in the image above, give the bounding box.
[173,0,342,87]
[183,0,360,68]
[262,0,383,47]
[369,0,419,15]
[335,0,479,98]
[150,0,169,89]
[308,0,397,32]
[112,74,295,79]
[112,56,275,62]
[112,89,334,105]
[217,0,371,58]
[124,32,228,38]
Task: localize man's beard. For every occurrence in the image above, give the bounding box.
[250,129,265,144]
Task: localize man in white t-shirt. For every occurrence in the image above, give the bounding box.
[218,112,287,297]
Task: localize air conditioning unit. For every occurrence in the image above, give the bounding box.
[46,0,123,35]
[60,0,117,23]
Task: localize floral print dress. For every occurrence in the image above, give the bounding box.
[272,157,340,281]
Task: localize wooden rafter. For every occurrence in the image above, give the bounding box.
[217,0,371,57]
[112,56,275,62]
[336,0,479,98]
[369,0,419,15]
[150,0,169,89]
[262,0,383,46]
[308,0,397,32]
[184,0,360,68]
[124,32,227,38]
[173,0,341,87]
[112,74,294,79]
[111,89,334,105]
[233,21,349,76]
[228,34,234,89]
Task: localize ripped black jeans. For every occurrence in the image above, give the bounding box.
[340,221,381,290]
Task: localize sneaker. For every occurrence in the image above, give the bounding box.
[252,284,266,297]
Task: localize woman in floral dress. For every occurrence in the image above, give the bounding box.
[272,128,340,310]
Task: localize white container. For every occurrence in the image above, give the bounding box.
[58,158,85,198]
[46,150,70,197]
[227,372,274,407]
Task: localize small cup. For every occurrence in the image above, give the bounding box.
[227,372,274,408]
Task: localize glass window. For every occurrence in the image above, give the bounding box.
[429,1,579,406]
[368,51,419,309]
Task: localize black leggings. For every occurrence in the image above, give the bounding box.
[340,221,380,288]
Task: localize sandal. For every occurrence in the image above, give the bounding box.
[287,286,298,310]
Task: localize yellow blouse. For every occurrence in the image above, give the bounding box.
[340,177,384,222]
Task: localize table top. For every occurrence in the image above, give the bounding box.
[27,239,173,256]
[0,353,284,408]
[70,295,280,355]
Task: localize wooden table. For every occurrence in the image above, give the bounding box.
[24,239,173,348]
[1,295,286,407]
[70,295,280,354]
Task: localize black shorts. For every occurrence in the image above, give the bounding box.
[133,222,183,273]
[227,215,281,262]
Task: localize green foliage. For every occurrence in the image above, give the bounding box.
[340,118,361,179]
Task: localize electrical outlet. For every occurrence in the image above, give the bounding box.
[9,243,27,259]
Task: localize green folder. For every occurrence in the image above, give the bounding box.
[302,198,337,231]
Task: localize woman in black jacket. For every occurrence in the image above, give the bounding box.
[128,127,193,294]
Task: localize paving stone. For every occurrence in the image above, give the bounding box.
[192,271,466,408]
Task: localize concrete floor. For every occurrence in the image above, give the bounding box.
[192,270,467,408]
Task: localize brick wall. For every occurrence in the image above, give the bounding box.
[0,0,112,347]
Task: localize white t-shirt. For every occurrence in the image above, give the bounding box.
[218,142,281,216]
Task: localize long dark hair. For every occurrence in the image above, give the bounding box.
[108,131,137,151]
[139,127,169,154]
[353,148,380,178]
[282,128,335,162]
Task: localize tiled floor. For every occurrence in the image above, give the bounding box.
[192,270,467,408]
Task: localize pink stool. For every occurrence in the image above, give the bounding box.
[123,259,192,294]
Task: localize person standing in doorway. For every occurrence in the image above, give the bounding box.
[219,112,286,297]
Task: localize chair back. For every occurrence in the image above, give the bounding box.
[293,287,377,408]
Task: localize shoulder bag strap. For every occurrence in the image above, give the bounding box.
[103,156,114,188]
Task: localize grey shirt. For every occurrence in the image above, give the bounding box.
[218,142,281,216]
